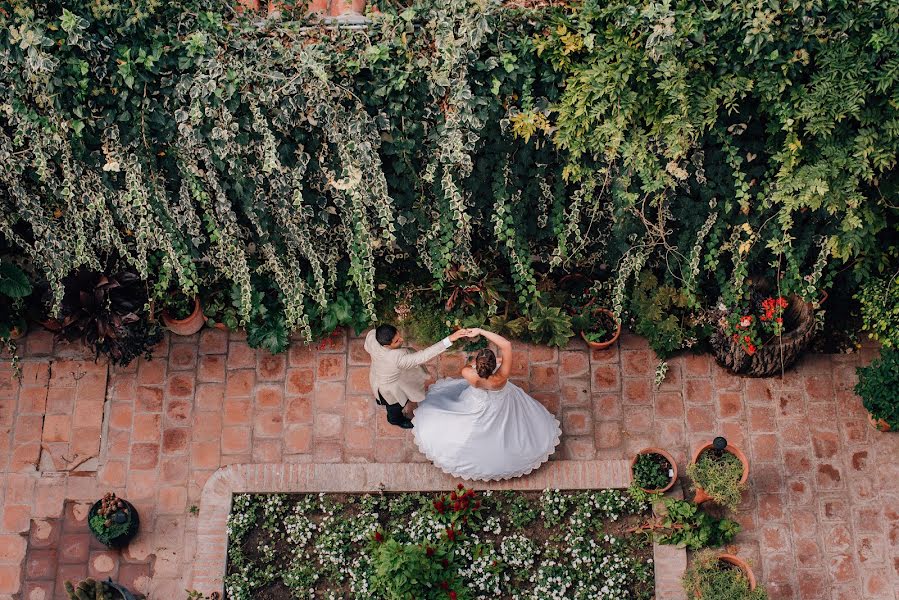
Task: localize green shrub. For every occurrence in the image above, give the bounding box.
[857,275,899,349]
[855,348,899,430]
[686,451,746,512]
[683,550,767,600]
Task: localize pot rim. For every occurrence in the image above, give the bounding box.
[717,554,757,591]
[161,297,202,325]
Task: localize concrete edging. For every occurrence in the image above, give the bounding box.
[189,460,686,596]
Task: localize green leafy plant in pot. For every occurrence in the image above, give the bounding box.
[160,290,204,336]
[88,492,140,549]
[631,448,677,493]
[854,348,899,432]
[573,307,621,350]
[687,437,749,512]
[682,550,767,599]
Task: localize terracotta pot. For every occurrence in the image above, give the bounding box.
[631,447,678,493]
[162,298,205,336]
[689,441,749,505]
[718,554,757,591]
[9,323,26,340]
[579,308,621,350]
[867,412,892,432]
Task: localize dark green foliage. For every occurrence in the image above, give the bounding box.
[855,348,899,430]
[628,271,697,358]
[655,498,740,551]
[632,452,671,491]
[0,0,896,352]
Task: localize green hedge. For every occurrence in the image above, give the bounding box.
[1,0,897,356]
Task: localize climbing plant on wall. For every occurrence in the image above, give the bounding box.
[0,0,897,355]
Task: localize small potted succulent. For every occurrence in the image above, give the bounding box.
[88,492,140,548]
[682,550,767,599]
[631,447,677,493]
[161,290,205,336]
[854,348,898,432]
[65,577,138,600]
[687,437,749,512]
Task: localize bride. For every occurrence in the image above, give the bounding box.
[412,328,561,481]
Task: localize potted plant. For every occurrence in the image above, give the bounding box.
[687,437,749,512]
[710,278,816,377]
[42,269,163,366]
[631,447,677,493]
[65,577,139,600]
[854,348,898,432]
[88,492,140,549]
[682,550,767,599]
[574,307,621,350]
[161,290,205,336]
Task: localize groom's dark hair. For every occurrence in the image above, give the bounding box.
[375,324,398,346]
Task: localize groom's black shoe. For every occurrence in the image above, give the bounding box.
[397,419,414,430]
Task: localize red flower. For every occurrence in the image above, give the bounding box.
[450,492,458,501]
[373,531,384,543]
[746,343,756,355]
[445,527,456,541]
[441,559,449,567]
[426,546,435,557]
[440,581,449,591]
[457,483,465,490]
[449,592,457,600]
[434,500,446,514]
[743,335,750,342]
[776,317,783,324]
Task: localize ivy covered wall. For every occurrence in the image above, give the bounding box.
[1,0,897,355]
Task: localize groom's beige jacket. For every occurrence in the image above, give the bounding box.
[364,329,450,407]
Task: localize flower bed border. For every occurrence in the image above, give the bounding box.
[190,461,685,598]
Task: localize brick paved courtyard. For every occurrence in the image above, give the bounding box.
[0,327,896,599]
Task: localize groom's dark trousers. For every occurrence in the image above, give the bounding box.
[376,392,408,426]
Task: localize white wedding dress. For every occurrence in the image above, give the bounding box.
[412,378,562,481]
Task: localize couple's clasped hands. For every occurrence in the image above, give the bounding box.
[448,327,483,343]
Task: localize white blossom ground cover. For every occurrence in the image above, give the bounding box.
[224,487,654,600]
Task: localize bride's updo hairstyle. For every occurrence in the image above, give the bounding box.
[475,348,497,379]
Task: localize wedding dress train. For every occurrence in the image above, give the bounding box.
[412,378,561,481]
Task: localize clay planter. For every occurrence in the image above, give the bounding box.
[710,294,816,377]
[718,554,757,591]
[690,442,749,505]
[631,447,678,493]
[579,308,622,350]
[162,297,205,336]
[867,412,892,432]
[88,499,140,549]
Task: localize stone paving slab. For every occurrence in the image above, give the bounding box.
[0,327,896,600]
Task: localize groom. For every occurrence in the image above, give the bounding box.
[364,324,473,429]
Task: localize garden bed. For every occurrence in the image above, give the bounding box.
[225,488,654,600]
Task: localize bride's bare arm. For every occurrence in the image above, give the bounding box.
[472,328,513,382]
